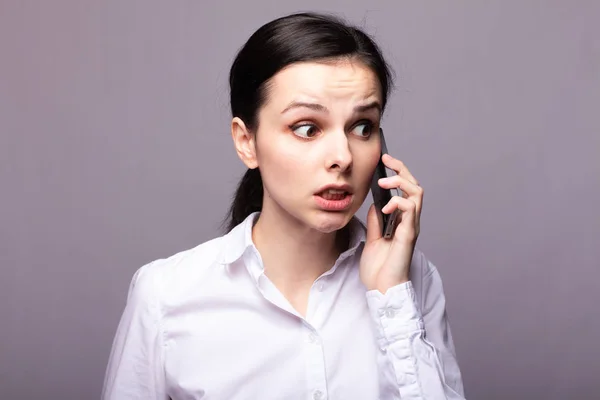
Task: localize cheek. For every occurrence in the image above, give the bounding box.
[355,147,380,185]
[257,135,309,191]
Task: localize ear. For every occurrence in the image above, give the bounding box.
[231,117,258,169]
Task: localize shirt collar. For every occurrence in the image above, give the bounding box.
[217,211,367,266]
[217,212,260,265]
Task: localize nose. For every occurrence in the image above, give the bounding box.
[325,130,353,173]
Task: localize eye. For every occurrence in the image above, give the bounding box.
[351,121,374,138]
[291,124,320,139]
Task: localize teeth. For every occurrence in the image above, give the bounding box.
[324,189,346,194]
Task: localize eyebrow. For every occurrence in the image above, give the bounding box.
[281,100,381,114]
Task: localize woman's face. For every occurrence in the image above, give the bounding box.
[243,59,382,233]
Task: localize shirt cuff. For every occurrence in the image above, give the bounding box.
[365,281,424,349]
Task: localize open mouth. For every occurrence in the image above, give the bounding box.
[314,189,353,211]
[316,189,350,200]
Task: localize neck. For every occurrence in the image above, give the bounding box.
[252,204,349,297]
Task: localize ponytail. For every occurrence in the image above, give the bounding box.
[224,168,263,232]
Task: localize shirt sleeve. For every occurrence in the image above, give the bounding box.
[101,262,168,400]
[365,262,465,399]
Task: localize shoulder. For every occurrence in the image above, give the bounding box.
[125,235,228,306]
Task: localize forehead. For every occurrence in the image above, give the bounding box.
[265,59,382,107]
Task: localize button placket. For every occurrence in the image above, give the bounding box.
[304,326,328,400]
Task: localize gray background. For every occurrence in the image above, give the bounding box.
[1,1,599,399]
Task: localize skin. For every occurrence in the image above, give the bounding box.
[231,58,423,316]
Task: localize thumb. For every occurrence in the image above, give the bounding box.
[366,203,383,243]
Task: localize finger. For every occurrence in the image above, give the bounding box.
[378,175,423,199]
[381,154,419,186]
[382,196,417,240]
[365,203,383,243]
[379,176,423,217]
[381,195,417,216]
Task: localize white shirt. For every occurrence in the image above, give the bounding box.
[102,212,465,399]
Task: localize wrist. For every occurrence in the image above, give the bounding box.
[374,277,410,294]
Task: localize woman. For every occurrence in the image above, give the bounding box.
[102,12,465,400]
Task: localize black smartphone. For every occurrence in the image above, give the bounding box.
[370,128,401,239]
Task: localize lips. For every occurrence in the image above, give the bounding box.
[314,184,354,211]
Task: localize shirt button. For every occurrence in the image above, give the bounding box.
[307,332,320,344]
[317,283,325,291]
[313,389,324,400]
[385,308,396,318]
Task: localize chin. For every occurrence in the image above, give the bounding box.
[310,210,354,233]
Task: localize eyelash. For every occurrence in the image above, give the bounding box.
[289,119,376,140]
